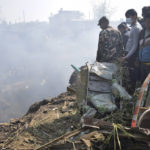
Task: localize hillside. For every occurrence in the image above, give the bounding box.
[0,91,80,149]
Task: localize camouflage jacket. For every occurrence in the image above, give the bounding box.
[96,26,124,62]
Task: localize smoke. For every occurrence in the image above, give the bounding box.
[0,11,99,122]
[91,0,117,20]
[0,7,123,122]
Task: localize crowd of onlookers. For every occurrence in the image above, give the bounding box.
[96,6,150,93]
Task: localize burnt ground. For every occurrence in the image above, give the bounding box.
[0,92,81,149]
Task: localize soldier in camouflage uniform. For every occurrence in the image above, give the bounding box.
[96,16,124,62]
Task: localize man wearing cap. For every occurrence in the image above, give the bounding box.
[96,16,124,62]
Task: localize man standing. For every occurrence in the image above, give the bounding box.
[120,9,142,92]
[120,9,142,62]
[96,16,124,62]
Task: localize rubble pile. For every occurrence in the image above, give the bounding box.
[0,62,150,150]
[47,62,150,150]
[37,124,150,150]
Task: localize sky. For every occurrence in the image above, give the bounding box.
[0,0,150,22]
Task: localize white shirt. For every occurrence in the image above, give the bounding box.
[125,22,142,59]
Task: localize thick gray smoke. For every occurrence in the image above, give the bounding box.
[0,9,121,122]
[0,10,99,122]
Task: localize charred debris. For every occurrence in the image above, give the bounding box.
[1,62,150,150]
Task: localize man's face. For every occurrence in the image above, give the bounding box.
[145,18,150,30]
[100,22,108,30]
[126,15,137,25]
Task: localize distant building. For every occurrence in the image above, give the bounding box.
[49,8,84,23]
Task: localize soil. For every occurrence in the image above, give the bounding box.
[0,92,81,149]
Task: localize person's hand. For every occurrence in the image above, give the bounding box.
[119,57,126,62]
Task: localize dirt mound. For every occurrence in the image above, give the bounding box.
[0,92,81,149]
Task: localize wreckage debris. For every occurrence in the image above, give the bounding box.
[1,62,150,150]
[34,62,150,150]
[36,122,150,150]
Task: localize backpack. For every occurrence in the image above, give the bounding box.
[139,45,150,62]
[139,30,150,63]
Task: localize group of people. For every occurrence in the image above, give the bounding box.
[96,7,150,92]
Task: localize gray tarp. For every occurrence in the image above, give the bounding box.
[89,94,117,113]
[112,82,132,100]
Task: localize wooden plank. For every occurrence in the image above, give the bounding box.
[36,129,81,150]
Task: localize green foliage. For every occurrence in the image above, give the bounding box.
[104,123,134,150]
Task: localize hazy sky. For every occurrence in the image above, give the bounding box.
[0,0,150,22]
